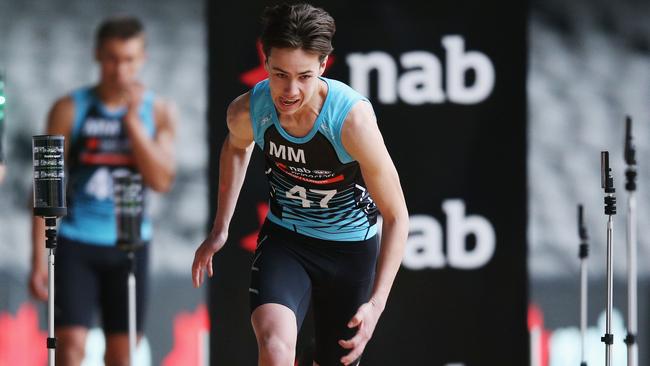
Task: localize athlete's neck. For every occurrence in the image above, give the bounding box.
[278,79,328,130]
[95,83,127,109]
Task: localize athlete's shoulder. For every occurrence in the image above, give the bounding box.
[228,91,251,122]
[227,92,253,138]
[49,92,77,122]
[46,94,75,136]
[343,99,376,131]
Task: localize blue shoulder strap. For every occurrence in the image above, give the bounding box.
[71,87,94,142]
[319,78,370,164]
[249,79,275,149]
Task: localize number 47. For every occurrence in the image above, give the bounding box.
[286,185,337,208]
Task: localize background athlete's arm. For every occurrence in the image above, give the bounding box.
[29,96,74,301]
[122,83,177,192]
[338,101,409,365]
[192,92,255,288]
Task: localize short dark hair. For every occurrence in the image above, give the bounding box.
[260,3,335,62]
[95,16,145,48]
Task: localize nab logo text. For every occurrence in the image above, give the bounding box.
[269,141,306,164]
[347,35,495,105]
[401,199,496,270]
[83,117,121,136]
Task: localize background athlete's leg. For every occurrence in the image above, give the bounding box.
[101,246,149,366]
[103,334,144,366]
[55,326,88,366]
[54,238,97,366]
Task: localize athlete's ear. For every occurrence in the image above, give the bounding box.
[263,53,270,73]
[319,55,328,76]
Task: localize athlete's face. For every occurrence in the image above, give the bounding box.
[265,47,327,115]
[96,36,146,90]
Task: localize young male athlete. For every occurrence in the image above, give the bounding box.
[29,16,177,366]
[192,3,408,365]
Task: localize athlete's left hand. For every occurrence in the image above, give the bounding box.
[123,81,145,119]
[338,298,383,365]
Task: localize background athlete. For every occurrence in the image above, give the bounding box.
[29,16,177,366]
[193,3,408,366]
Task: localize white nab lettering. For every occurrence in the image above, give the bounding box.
[346,35,495,105]
[83,117,121,136]
[269,141,306,164]
[400,199,496,270]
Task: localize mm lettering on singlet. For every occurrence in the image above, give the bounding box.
[269,141,306,164]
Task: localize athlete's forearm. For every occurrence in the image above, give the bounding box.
[123,115,175,192]
[209,134,254,239]
[370,215,408,311]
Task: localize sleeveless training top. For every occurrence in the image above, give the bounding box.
[250,77,378,241]
[59,86,155,246]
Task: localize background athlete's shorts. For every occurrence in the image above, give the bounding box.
[54,236,149,334]
[250,220,379,366]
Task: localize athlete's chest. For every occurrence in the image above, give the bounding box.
[79,107,128,141]
[264,127,339,167]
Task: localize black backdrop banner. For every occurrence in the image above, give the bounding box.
[207,0,528,365]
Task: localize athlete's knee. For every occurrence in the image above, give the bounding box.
[56,327,87,365]
[57,344,85,366]
[104,335,130,366]
[104,350,130,366]
[258,334,295,363]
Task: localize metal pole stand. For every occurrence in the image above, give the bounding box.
[623,116,638,366]
[32,134,67,366]
[113,171,144,365]
[118,240,142,366]
[578,205,589,366]
[45,217,58,366]
[600,151,617,366]
[126,248,137,366]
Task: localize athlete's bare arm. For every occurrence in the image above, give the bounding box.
[122,83,177,192]
[29,96,75,301]
[192,92,255,288]
[338,101,409,365]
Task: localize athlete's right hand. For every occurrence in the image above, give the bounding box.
[29,266,48,301]
[192,232,228,288]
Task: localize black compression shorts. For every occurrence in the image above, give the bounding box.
[249,220,379,365]
[54,236,148,334]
